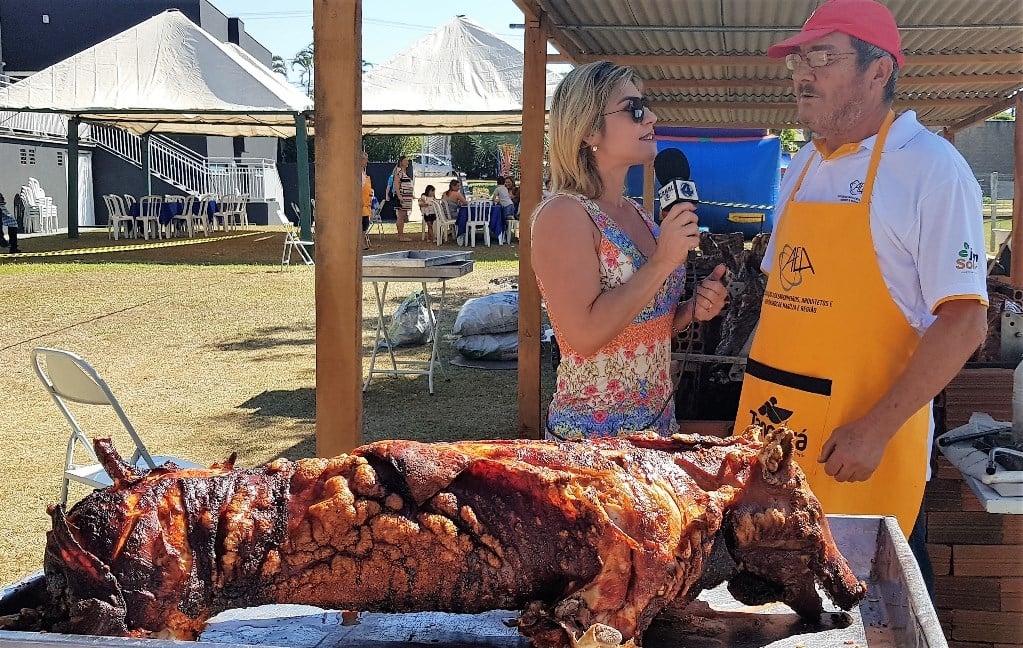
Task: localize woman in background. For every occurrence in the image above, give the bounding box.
[391,155,414,242]
[531,61,727,439]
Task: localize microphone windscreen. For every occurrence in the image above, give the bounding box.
[653,148,691,186]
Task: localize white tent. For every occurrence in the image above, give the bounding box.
[0,10,312,137]
[362,16,558,134]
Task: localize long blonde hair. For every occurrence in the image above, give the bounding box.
[548,61,641,199]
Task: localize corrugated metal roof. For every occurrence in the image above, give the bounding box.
[515,0,1023,131]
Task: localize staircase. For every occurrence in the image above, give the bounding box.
[89,124,285,217]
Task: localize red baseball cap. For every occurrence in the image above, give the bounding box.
[767,0,905,68]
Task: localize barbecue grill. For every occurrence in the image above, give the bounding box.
[0,515,945,648]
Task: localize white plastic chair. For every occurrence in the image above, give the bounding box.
[28,178,58,233]
[502,212,520,245]
[171,195,208,238]
[281,204,314,268]
[104,194,134,240]
[137,195,164,240]
[432,198,458,246]
[19,185,41,233]
[32,347,201,507]
[466,199,491,247]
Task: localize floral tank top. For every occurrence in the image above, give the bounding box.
[538,194,687,439]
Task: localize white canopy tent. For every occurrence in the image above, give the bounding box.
[362,16,557,134]
[0,9,315,238]
[0,9,313,137]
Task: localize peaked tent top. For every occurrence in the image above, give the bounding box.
[362,15,558,134]
[0,10,313,137]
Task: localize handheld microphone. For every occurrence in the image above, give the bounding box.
[654,148,699,211]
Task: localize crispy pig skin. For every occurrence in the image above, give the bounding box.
[39,430,866,647]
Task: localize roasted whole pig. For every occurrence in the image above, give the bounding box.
[37,428,865,647]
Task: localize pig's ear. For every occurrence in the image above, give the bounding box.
[758,427,794,478]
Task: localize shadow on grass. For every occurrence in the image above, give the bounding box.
[238,388,316,420]
[217,325,316,352]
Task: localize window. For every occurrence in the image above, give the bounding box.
[19,148,36,165]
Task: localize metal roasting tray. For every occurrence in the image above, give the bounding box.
[362,260,474,280]
[0,516,946,648]
[362,250,472,268]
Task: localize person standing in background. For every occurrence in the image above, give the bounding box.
[361,151,374,250]
[391,156,413,242]
[1,193,20,254]
[733,0,989,599]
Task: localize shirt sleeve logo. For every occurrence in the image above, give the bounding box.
[956,242,980,271]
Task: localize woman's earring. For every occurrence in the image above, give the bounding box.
[591,145,598,153]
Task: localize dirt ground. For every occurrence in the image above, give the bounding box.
[0,226,553,586]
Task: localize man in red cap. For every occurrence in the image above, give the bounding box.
[735,0,989,600]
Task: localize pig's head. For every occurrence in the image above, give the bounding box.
[723,426,867,619]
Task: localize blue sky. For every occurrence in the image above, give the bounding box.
[210,0,533,77]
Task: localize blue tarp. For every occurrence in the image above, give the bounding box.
[626,132,782,239]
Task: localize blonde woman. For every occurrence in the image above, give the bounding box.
[531,60,727,440]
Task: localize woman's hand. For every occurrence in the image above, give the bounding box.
[693,264,729,321]
[651,202,701,272]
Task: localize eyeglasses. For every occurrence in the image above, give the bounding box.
[784,51,856,71]
[601,97,648,123]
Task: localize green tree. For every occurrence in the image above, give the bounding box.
[362,135,420,163]
[291,44,314,97]
[271,55,287,76]
[450,133,522,178]
[779,128,802,153]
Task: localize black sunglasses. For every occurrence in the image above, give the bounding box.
[602,97,648,123]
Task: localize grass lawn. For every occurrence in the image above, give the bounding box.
[0,224,553,586]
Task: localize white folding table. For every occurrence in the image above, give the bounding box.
[362,253,473,395]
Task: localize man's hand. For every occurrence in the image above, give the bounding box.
[818,415,893,482]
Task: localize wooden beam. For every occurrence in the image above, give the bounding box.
[1012,93,1023,289]
[518,14,547,439]
[947,93,1023,134]
[643,73,1023,91]
[510,0,539,22]
[548,52,1023,68]
[314,0,363,457]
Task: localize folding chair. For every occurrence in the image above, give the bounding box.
[32,347,200,507]
[281,204,314,268]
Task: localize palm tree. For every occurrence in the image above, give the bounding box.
[291,44,314,97]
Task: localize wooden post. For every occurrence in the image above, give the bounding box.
[66,116,79,239]
[518,14,547,438]
[314,0,363,457]
[643,161,655,216]
[1011,94,1023,288]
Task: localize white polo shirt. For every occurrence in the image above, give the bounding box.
[764,110,989,335]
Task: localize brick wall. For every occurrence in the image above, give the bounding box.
[925,458,1023,646]
[927,366,1022,647]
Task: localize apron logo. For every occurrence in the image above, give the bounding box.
[778,244,816,291]
[748,397,809,452]
[956,242,980,270]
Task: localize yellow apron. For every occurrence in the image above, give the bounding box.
[735,112,928,537]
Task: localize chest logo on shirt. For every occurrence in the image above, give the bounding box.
[956,242,980,271]
[778,244,816,291]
